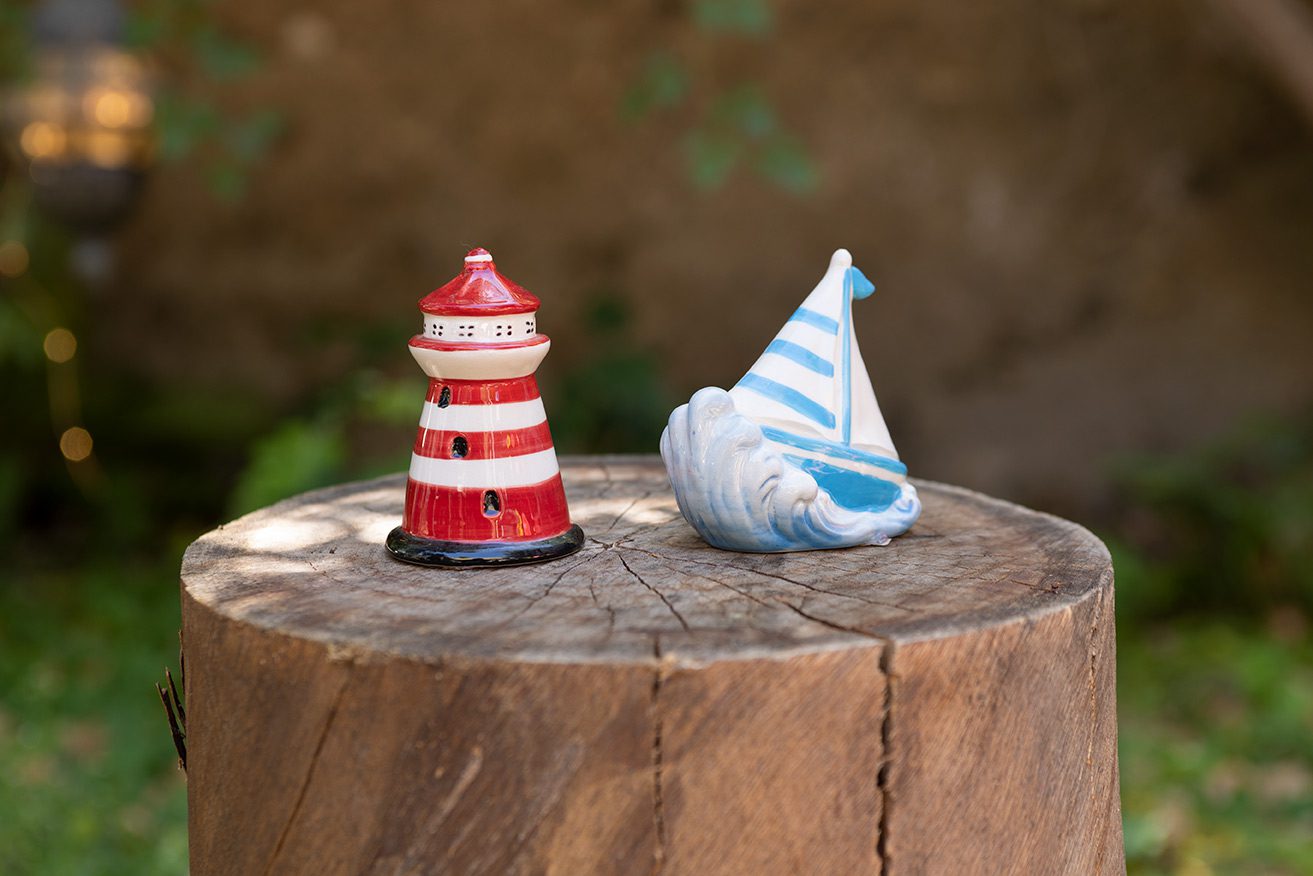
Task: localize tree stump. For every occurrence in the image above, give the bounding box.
[180,457,1123,875]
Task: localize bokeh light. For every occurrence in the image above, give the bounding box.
[43,327,77,363]
[19,120,66,159]
[0,240,30,277]
[58,426,93,462]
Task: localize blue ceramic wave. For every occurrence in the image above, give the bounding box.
[660,387,922,552]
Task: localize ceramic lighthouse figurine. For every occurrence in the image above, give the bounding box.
[386,248,584,567]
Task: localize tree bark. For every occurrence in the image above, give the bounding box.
[180,456,1124,875]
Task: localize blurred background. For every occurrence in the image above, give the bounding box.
[1,0,1310,872]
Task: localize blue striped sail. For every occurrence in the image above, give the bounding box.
[661,249,920,552]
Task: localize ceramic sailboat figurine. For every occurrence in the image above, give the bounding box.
[661,248,921,552]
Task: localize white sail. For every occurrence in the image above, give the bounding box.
[728,249,896,457]
[847,334,897,457]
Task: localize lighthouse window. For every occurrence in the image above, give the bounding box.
[451,436,468,458]
[437,386,451,408]
[482,490,501,517]
[524,320,535,335]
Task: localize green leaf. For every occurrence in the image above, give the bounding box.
[620,53,689,122]
[152,94,221,161]
[693,0,773,36]
[205,161,246,201]
[712,85,776,138]
[193,26,260,81]
[228,419,345,516]
[683,129,742,190]
[756,134,818,193]
[224,110,283,162]
[358,376,424,426]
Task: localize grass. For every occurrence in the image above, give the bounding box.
[0,557,188,875]
[1120,617,1313,875]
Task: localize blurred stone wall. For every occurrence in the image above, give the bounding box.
[112,0,1313,511]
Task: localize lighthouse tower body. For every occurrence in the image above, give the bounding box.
[387,249,584,567]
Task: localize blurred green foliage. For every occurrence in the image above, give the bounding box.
[1120,623,1313,874]
[129,0,284,199]
[679,85,817,192]
[622,0,818,193]
[549,292,674,455]
[692,0,774,36]
[0,7,289,868]
[225,369,419,518]
[1108,415,1313,875]
[0,558,189,875]
[1109,414,1313,622]
[621,52,689,123]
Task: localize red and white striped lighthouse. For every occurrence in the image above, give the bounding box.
[386,248,584,567]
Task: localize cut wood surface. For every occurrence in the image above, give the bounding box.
[181,456,1124,875]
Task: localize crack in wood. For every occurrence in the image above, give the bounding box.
[603,489,657,532]
[590,462,617,500]
[586,579,617,635]
[304,554,474,607]
[779,601,889,645]
[623,544,911,613]
[642,558,790,639]
[261,663,352,876]
[617,552,691,632]
[1006,575,1065,595]
[877,643,894,875]
[772,600,898,872]
[627,549,767,605]
[587,532,639,551]
[1089,576,1118,875]
[720,563,911,612]
[394,745,485,871]
[1085,584,1106,771]
[780,596,898,874]
[772,600,896,873]
[650,635,667,875]
[498,551,605,624]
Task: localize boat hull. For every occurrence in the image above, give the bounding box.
[761,426,907,514]
[661,387,921,552]
[781,454,903,513]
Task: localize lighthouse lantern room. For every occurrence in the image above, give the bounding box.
[386,248,585,567]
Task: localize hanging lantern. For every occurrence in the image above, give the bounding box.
[3,0,154,234]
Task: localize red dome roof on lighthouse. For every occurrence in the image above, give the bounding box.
[418,248,541,316]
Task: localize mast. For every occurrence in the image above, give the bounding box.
[841,268,854,445]
[840,264,876,446]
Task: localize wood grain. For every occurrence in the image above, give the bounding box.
[181,456,1124,875]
